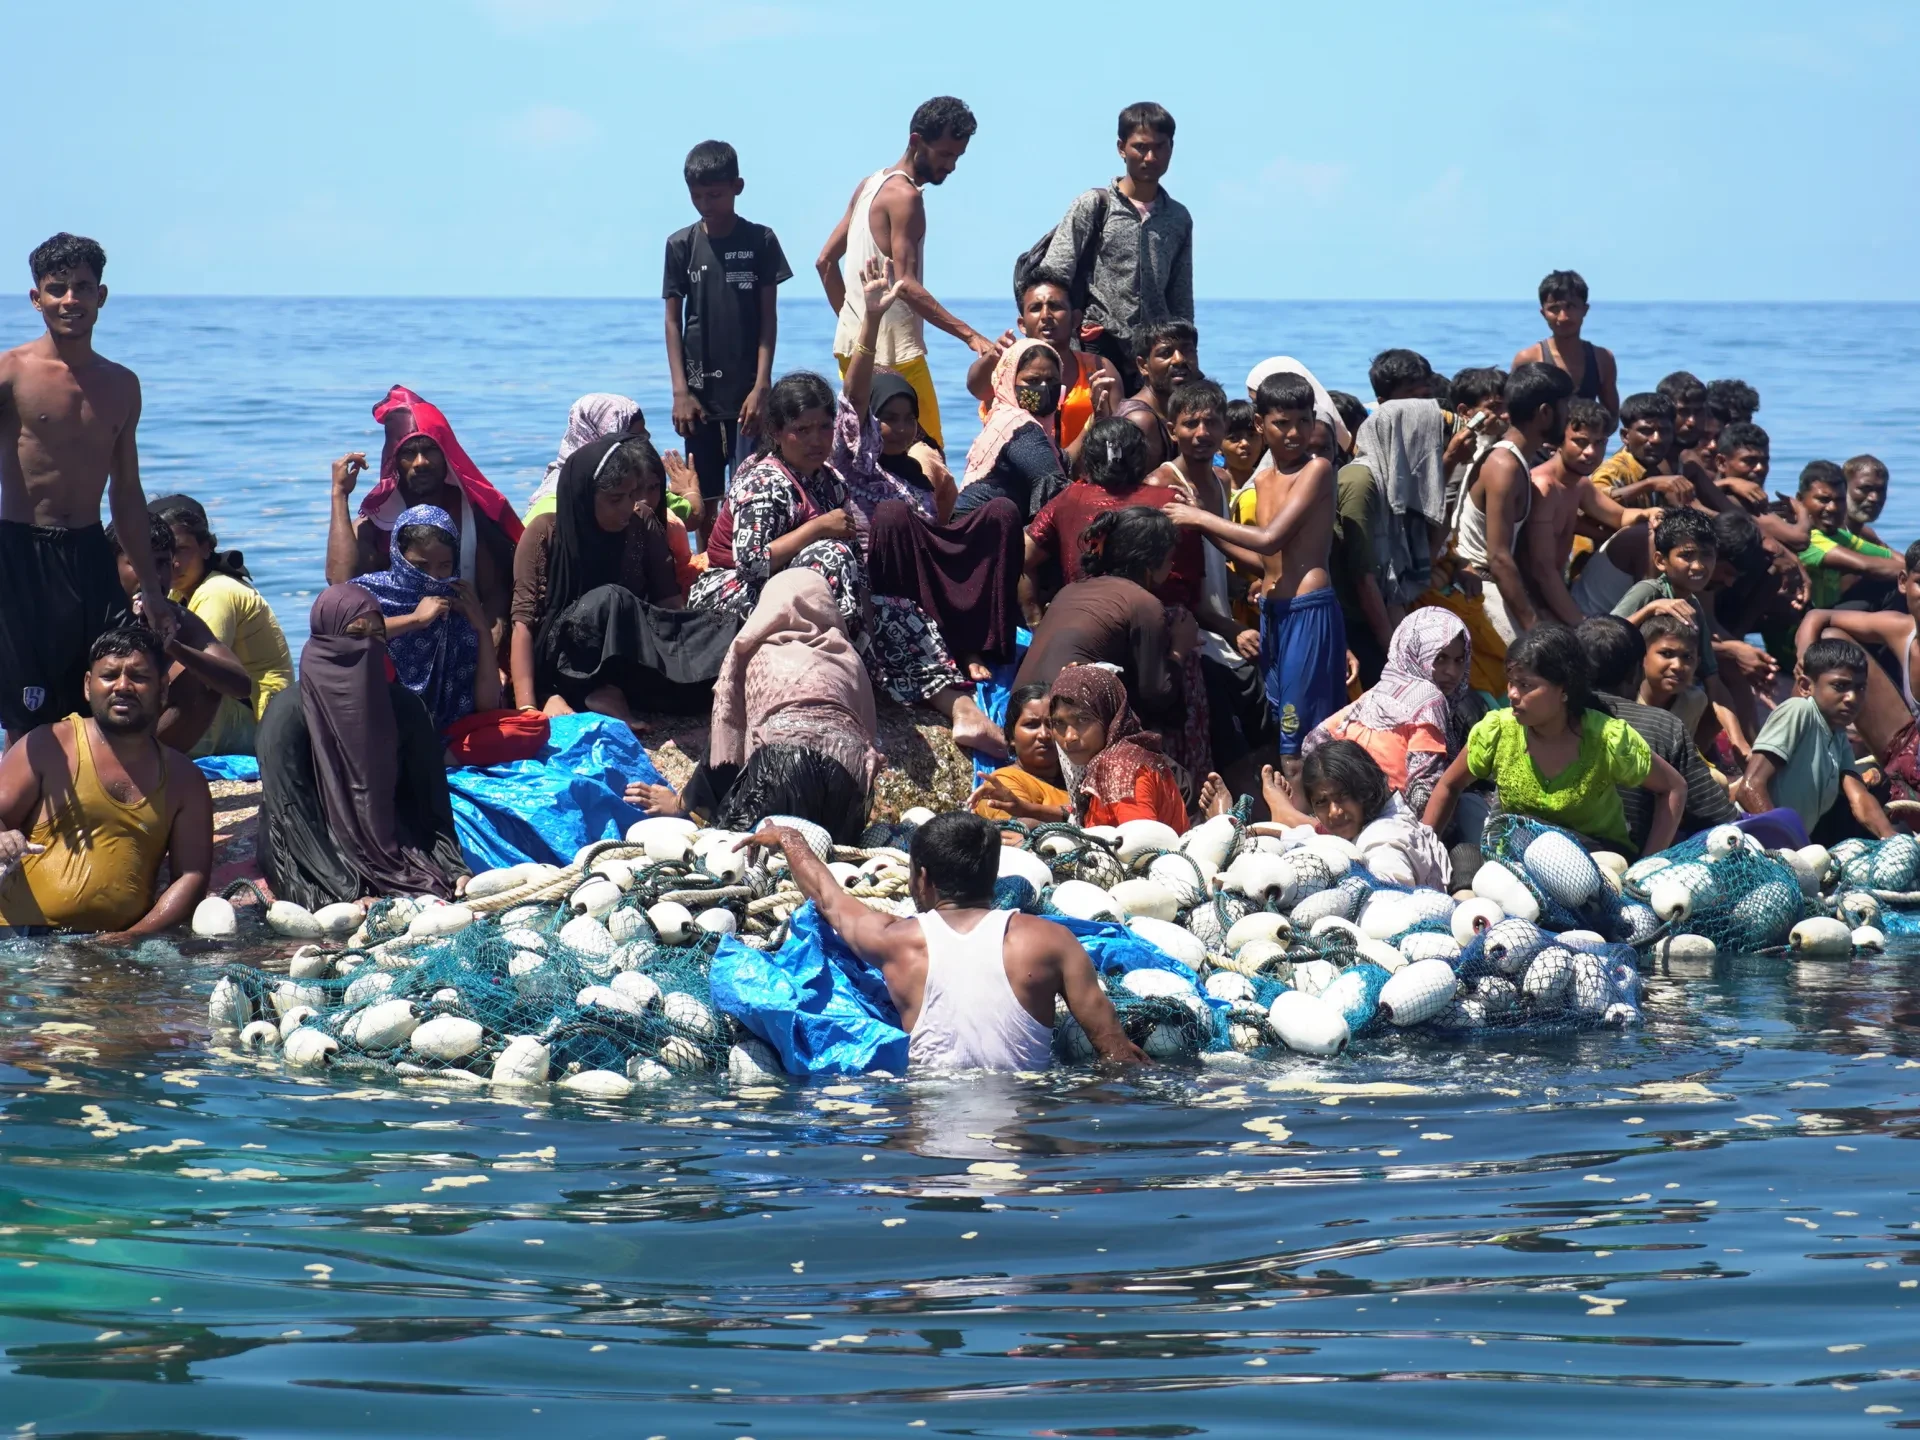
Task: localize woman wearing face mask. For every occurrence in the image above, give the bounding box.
[951,339,1070,521]
[689,257,1006,756]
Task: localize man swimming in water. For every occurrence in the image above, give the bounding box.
[0,626,212,941]
[0,233,173,750]
[741,812,1146,1073]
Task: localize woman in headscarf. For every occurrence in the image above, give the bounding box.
[951,338,1069,520]
[1300,606,1484,815]
[511,433,736,728]
[255,585,469,909]
[350,505,498,730]
[626,569,883,843]
[843,354,1023,675]
[688,257,1005,755]
[1046,664,1191,833]
[526,393,647,518]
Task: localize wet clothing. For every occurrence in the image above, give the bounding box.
[1465,707,1652,852]
[906,909,1053,1074]
[0,522,130,738]
[0,715,171,933]
[663,218,790,422]
[1261,586,1348,756]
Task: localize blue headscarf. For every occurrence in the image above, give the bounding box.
[349,504,480,731]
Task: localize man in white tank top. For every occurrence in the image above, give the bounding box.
[816,97,997,453]
[742,813,1146,1074]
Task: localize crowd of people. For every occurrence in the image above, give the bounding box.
[0,96,1908,1070]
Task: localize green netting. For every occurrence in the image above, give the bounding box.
[1622,828,1805,952]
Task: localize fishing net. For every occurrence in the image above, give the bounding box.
[1620,829,1805,954]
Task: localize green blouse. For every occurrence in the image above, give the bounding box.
[1466,707,1652,850]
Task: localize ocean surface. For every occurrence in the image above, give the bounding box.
[6,296,1916,651]
[4,300,1920,1437]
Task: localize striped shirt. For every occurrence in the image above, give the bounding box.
[1597,691,1737,854]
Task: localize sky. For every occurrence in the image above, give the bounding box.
[5,0,1916,301]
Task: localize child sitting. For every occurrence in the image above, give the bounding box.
[1735,637,1895,844]
[1261,738,1450,890]
[1423,623,1687,857]
[971,682,1071,826]
[1612,508,1746,759]
[1637,611,1709,740]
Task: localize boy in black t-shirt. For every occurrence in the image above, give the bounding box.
[663,140,792,542]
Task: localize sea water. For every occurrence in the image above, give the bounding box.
[7,296,1914,651]
[3,300,1920,1433]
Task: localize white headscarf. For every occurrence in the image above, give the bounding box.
[527,393,640,509]
[1245,356,1350,453]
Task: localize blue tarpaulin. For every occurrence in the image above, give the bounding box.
[194,754,260,782]
[971,627,1031,785]
[709,899,1208,1076]
[446,713,664,871]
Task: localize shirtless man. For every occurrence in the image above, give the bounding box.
[741,812,1146,1072]
[1510,269,1619,418]
[1525,397,1655,627]
[0,233,172,749]
[817,96,995,452]
[1166,372,1341,777]
[0,627,212,941]
[1116,318,1198,471]
[966,278,1123,465]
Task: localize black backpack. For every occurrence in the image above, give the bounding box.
[1011,190,1111,310]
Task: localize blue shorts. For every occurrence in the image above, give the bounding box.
[1260,586,1348,755]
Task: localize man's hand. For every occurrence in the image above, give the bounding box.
[1453,569,1483,600]
[1721,639,1778,686]
[671,391,706,439]
[1443,425,1479,469]
[331,452,368,497]
[1721,476,1767,509]
[735,823,811,862]
[0,830,44,866]
[1649,476,1695,506]
[965,331,997,357]
[1641,597,1699,623]
[1088,366,1121,419]
[1234,627,1261,661]
[738,383,770,439]
[624,780,684,816]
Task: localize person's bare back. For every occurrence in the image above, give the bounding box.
[0,334,140,527]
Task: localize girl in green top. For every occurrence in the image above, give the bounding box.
[1421,623,1687,857]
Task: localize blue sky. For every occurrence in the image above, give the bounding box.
[5,0,1915,301]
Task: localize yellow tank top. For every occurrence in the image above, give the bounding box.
[0,715,170,933]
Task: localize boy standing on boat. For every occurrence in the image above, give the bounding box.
[0,233,173,751]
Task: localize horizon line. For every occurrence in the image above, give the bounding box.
[94,294,1919,307]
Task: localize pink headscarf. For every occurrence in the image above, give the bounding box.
[1349,606,1470,739]
[962,339,1061,488]
[360,385,525,543]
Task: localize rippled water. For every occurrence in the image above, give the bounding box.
[5,936,1919,1436]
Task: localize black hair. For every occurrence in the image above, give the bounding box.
[1538,269,1589,304]
[1798,459,1846,498]
[1619,391,1675,428]
[1844,454,1889,486]
[1368,348,1432,401]
[89,624,165,673]
[1449,366,1506,411]
[1903,538,1920,573]
[148,494,252,584]
[1565,397,1611,435]
[1327,389,1369,443]
[910,96,977,143]
[1117,101,1175,142]
[1299,740,1391,825]
[1253,372,1315,418]
[1506,622,1595,716]
[1716,420,1769,456]
[1078,505,1175,585]
[1710,507,1765,573]
[1223,398,1256,438]
[1505,360,1574,428]
[106,513,176,563]
[1653,507,1716,556]
[396,519,456,557]
[761,372,836,454]
[30,232,106,283]
[1803,636,1869,683]
[1007,681,1053,721]
[683,140,739,186]
[1132,317,1196,361]
[1166,378,1227,425]
[1706,378,1760,424]
[1575,615,1645,694]
[1017,274,1072,307]
[908,811,999,905]
[1657,370,1707,408]
[603,436,665,496]
[1640,610,1700,656]
[1080,416,1151,491]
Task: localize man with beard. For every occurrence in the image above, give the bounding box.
[1114,318,1198,471]
[1,233,175,751]
[0,626,212,941]
[324,385,522,645]
[817,96,995,452]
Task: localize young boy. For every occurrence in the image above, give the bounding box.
[1708,421,1809,551]
[1737,637,1894,843]
[1511,270,1620,417]
[1798,459,1900,611]
[1034,102,1192,395]
[1525,397,1654,626]
[1442,366,1506,520]
[1589,392,1694,507]
[1,233,172,750]
[1638,611,1706,737]
[1657,370,1713,480]
[1843,454,1890,548]
[1707,378,1760,428]
[663,140,791,542]
[1369,348,1435,403]
[1165,373,1341,775]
